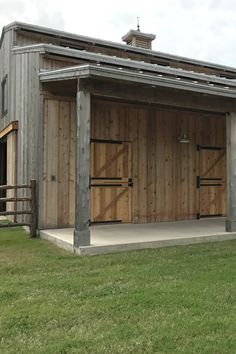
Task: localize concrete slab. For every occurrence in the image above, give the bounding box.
[39,218,236,255]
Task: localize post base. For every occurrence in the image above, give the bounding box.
[74,229,90,247]
[225,220,236,232]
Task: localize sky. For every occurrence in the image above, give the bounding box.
[0,0,236,68]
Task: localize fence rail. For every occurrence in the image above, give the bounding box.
[0,184,30,190]
[0,180,38,237]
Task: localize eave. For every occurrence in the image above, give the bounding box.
[39,64,236,99]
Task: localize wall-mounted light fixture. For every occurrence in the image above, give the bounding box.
[177,133,190,144]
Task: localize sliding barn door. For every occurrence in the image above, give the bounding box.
[197,145,226,218]
[90,140,132,224]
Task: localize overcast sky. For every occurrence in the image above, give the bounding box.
[0,0,236,68]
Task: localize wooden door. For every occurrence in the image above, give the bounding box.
[90,140,132,224]
[197,145,226,218]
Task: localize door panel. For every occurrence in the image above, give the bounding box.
[91,187,131,223]
[198,146,226,218]
[90,141,132,223]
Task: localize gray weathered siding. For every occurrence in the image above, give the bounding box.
[0,28,15,131]
[14,50,41,185]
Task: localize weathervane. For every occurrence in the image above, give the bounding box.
[137,17,140,31]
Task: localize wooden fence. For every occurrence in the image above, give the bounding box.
[0,180,38,237]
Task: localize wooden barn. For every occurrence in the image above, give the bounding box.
[1,22,236,253]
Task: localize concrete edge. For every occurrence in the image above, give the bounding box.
[40,230,74,253]
[76,233,236,256]
[39,230,236,256]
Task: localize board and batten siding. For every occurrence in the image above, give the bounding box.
[7,50,43,225]
[42,96,226,228]
[42,97,76,228]
[91,99,226,223]
[1,31,43,223]
[42,57,79,70]
[13,51,41,184]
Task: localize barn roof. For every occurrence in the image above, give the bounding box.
[2,21,236,75]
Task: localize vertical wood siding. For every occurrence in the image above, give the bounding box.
[14,51,41,186]
[0,29,14,130]
[43,98,76,228]
[43,97,226,228]
[91,99,226,224]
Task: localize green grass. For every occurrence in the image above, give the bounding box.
[0,228,236,354]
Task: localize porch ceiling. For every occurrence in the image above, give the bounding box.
[39,64,236,99]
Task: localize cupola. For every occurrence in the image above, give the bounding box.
[122,21,156,50]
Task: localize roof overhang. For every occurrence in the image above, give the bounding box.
[17,43,234,87]
[39,64,236,99]
[15,43,236,97]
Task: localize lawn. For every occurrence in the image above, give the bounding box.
[0,228,236,354]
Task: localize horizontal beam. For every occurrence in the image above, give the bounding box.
[0,223,30,228]
[0,197,31,202]
[87,81,233,113]
[0,211,32,216]
[0,184,30,190]
[0,121,18,139]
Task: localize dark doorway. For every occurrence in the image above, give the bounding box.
[0,140,7,212]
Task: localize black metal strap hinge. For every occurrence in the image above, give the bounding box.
[128,178,133,187]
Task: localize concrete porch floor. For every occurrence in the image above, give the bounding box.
[39,218,236,256]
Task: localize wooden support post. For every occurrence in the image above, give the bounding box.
[225,112,236,232]
[30,179,38,238]
[74,81,91,247]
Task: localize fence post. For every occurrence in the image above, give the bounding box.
[30,179,38,238]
